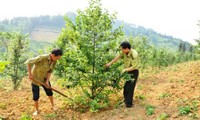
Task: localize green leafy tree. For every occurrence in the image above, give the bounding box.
[5,32,29,89]
[130,35,197,68]
[56,0,130,112]
[130,36,153,68]
[0,61,10,73]
[178,41,187,53]
[0,32,12,59]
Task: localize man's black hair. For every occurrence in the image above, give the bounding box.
[51,49,63,56]
[120,41,131,49]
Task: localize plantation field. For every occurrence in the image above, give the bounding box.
[1,60,200,119]
[30,27,60,43]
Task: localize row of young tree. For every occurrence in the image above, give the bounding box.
[1,0,200,112]
[54,0,200,112]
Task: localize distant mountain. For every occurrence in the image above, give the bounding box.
[0,12,191,51]
[114,20,190,50]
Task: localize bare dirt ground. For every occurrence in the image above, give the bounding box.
[1,60,200,120]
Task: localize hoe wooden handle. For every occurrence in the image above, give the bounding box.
[33,78,69,99]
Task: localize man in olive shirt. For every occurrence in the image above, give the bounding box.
[105,41,139,108]
[25,49,62,115]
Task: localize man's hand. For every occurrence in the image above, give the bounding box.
[104,63,110,68]
[28,74,33,81]
[45,80,51,89]
[27,64,33,81]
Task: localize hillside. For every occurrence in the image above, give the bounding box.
[30,26,60,42]
[1,60,200,119]
[115,20,189,50]
[0,13,192,51]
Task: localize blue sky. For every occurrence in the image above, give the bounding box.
[0,0,200,44]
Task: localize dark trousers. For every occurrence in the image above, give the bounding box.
[123,69,139,106]
[32,83,53,101]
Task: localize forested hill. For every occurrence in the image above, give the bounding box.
[0,12,191,50]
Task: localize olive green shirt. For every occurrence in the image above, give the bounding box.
[25,54,56,86]
[119,49,139,70]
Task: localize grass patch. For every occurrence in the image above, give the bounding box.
[137,85,143,90]
[159,93,171,99]
[20,113,32,120]
[146,105,155,116]
[156,113,170,120]
[179,106,191,115]
[43,113,58,119]
[0,103,6,109]
[135,94,146,100]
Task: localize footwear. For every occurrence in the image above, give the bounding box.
[125,103,133,108]
[32,110,39,115]
[126,104,132,108]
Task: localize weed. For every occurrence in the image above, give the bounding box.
[156,113,169,120]
[20,113,32,120]
[189,113,199,119]
[146,105,155,116]
[159,93,171,99]
[136,94,146,100]
[44,113,58,119]
[179,106,191,115]
[137,85,143,90]
[191,100,199,111]
[179,79,185,83]
[0,103,6,109]
[114,100,124,108]
[152,81,157,85]
[177,99,200,119]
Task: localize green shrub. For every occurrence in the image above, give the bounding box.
[146,105,155,116]
[179,106,191,115]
